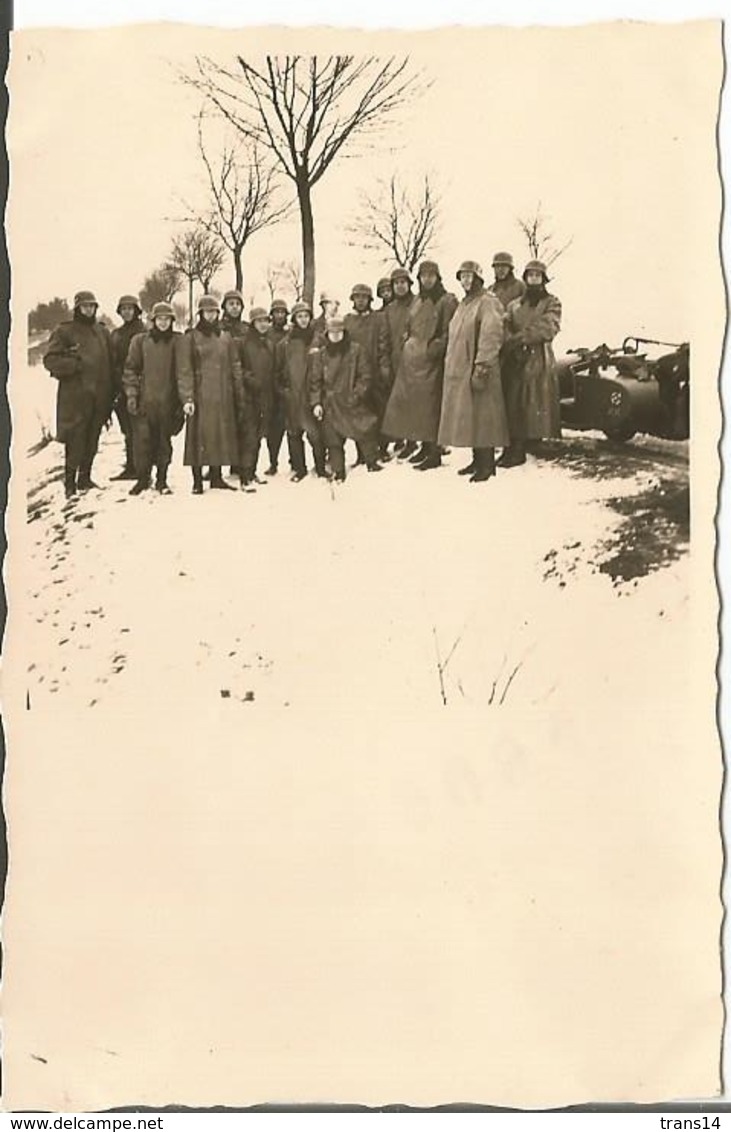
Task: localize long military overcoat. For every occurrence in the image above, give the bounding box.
[438,288,510,449]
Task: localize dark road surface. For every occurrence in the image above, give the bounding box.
[535,432,689,584]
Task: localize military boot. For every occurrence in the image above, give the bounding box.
[457,449,477,476]
[77,466,101,491]
[210,466,235,490]
[156,466,172,494]
[470,447,496,483]
[63,467,78,499]
[416,442,442,471]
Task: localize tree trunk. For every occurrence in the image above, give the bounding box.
[233,247,243,293]
[188,275,194,328]
[297,176,316,308]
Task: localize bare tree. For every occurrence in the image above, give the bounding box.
[348,173,440,271]
[282,260,304,302]
[264,264,281,306]
[183,113,291,292]
[265,259,304,305]
[516,201,574,270]
[185,55,426,304]
[169,226,227,324]
[138,264,182,311]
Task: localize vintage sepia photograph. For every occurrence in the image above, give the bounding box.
[2,7,726,1113]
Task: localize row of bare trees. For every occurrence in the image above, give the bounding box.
[135,53,572,320]
[139,191,572,323]
[185,54,425,305]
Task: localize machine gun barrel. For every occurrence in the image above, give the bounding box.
[622,335,684,352]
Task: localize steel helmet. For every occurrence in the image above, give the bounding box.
[270,298,289,314]
[390,267,412,284]
[326,316,345,332]
[456,260,483,282]
[73,290,98,307]
[222,290,244,305]
[197,294,220,313]
[319,290,337,304]
[249,306,270,323]
[417,260,441,277]
[350,283,373,301]
[151,301,174,320]
[376,277,392,295]
[522,259,549,281]
[291,300,313,319]
[492,252,514,268]
[116,293,141,314]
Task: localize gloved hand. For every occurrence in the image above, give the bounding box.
[313,404,324,422]
[471,362,497,392]
[183,401,195,417]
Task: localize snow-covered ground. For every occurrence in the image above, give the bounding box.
[6,413,719,1112]
[19,426,689,718]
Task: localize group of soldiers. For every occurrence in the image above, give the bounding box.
[42,252,562,497]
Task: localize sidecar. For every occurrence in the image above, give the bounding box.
[557,337,690,442]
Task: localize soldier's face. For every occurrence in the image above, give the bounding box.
[119,304,137,322]
[393,279,410,297]
[254,318,270,335]
[458,272,474,294]
[494,265,511,281]
[294,311,311,330]
[272,310,288,328]
[154,316,173,332]
[353,294,370,313]
[224,299,243,318]
[525,270,544,287]
[378,285,392,304]
[78,302,97,318]
[327,330,344,344]
[419,270,438,291]
[202,310,219,324]
[321,300,336,318]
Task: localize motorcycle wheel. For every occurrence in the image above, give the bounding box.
[604,424,636,443]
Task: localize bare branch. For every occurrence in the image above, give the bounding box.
[347,172,441,270]
[516,202,573,271]
[180,53,429,302]
[169,224,227,293]
[180,111,292,287]
[138,263,182,310]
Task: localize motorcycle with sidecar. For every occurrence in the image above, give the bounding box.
[556,336,690,442]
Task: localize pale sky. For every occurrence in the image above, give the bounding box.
[8,19,723,350]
